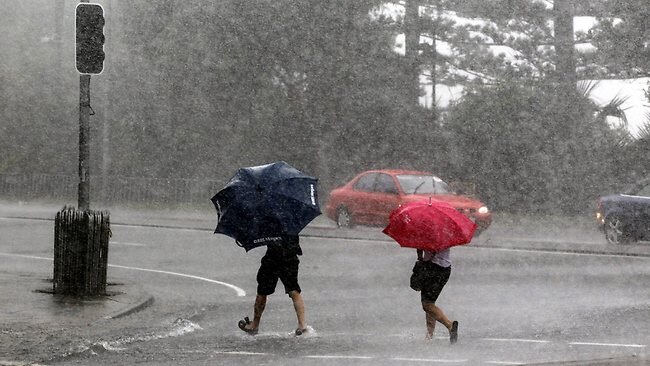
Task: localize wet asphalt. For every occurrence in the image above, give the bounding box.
[0,201,649,365]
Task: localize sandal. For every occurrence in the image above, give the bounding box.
[450,321,458,344]
[238,316,258,335]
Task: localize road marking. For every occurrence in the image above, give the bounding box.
[215,351,268,356]
[111,241,147,247]
[0,253,50,261]
[391,357,468,363]
[569,341,646,348]
[482,338,551,344]
[112,223,208,233]
[0,217,48,222]
[0,252,246,297]
[108,264,246,297]
[304,355,374,360]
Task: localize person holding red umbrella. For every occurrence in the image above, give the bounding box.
[416,248,458,343]
[383,199,477,344]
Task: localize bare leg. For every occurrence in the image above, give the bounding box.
[422,302,453,335]
[288,290,306,330]
[244,294,267,331]
[425,311,436,339]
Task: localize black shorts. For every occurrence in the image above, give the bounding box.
[256,254,301,296]
[420,262,451,304]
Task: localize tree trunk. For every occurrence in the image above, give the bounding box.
[404,0,421,106]
[554,0,576,88]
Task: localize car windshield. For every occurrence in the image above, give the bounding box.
[624,178,650,196]
[396,174,450,195]
[635,183,650,197]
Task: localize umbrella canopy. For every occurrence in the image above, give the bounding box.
[211,161,321,251]
[382,199,477,251]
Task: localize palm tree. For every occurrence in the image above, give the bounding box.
[636,114,650,141]
[577,80,632,141]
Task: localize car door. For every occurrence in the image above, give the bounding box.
[635,183,650,238]
[367,173,401,224]
[349,172,379,224]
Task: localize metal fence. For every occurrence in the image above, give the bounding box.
[0,173,224,207]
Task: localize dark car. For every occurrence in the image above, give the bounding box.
[325,169,492,234]
[596,178,650,244]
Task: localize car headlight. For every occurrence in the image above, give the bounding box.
[478,206,489,214]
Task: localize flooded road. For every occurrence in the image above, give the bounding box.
[1,216,649,365]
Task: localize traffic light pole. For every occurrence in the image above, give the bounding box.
[76,1,104,211]
[78,74,91,211]
[55,0,110,298]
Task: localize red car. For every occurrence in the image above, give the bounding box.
[325,169,492,234]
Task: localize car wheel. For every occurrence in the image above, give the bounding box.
[604,215,630,245]
[336,206,352,228]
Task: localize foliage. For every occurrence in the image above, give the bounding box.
[1,0,647,214]
[107,0,416,191]
[442,80,621,213]
[590,0,650,78]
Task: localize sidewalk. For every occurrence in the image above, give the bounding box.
[1,202,157,365]
[0,271,153,327]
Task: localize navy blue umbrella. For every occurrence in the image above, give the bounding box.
[211,161,321,251]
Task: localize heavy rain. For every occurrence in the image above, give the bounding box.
[1,0,649,365]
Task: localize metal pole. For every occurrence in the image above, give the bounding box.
[101,0,112,205]
[404,0,420,106]
[79,74,91,211]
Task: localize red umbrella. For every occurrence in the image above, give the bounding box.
[382,199,477,251]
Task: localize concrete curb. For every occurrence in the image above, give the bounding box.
[105,293,154,320]
[2,214,650,258]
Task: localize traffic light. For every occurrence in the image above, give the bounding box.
[76,3,105,74]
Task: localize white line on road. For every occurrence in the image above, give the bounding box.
[0,217,48,222]
[214,351,268,356]
[569,341,646,348]
[0,252,246,297]
[391,357,468,363]
[111,223,206,233]
[111,241,148,247]
[108,264,246,297]
[482,338,551,344]
[0,253,50,261]
[304,355,374,360]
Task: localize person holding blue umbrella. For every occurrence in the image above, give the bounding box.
[211,161,321,252]
[238,220,308,336]
[211,162,320,336]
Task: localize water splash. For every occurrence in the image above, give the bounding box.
[71,318,202,356]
